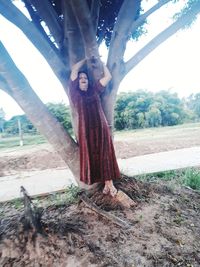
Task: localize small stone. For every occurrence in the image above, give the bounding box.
[115,190,137,208]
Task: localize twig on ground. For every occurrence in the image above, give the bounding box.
[183,185,200,194]
[79,193,130,229]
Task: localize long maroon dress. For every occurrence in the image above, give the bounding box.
[69,78,120,185]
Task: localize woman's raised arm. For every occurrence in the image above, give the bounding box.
[99,63,112,87]
[70,59,86,81]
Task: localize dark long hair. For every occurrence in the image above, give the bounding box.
[78,69,94,95]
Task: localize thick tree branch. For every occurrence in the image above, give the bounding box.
[102,0,141,129]
[70,0,98,57]
[62,0,85,66]
[62,0,85,139]
[0,0,69,87]
[107,0,141,71]
[23,0,59,53]
[102,0,172,131]
[70,0,101,79]
[91,0,101,34]
[0,41,81,185]
[124,1,200,77]
[130,0,172,38]
[0,75,11,94]
[106,0,171,86]
[108,0,172,87]
[28,0,63,49]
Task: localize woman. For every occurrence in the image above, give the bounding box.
[69,58,120,196]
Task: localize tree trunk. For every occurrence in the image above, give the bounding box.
[0,41,85,187]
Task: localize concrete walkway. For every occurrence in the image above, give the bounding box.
[118,146,200,176]
[1,146,200,202]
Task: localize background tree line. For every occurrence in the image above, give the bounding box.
[1,90,200,136]
[0,103,72,136]
[114,90,198,130]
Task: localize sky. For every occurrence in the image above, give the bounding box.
[0,0,200,120]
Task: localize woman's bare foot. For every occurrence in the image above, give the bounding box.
[103,180,118,197]
[109,185,118,197]
[103,185,110,195]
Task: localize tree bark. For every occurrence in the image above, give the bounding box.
[103,0,141,129]
[62,0,85,67]
[70,0,102,80]
[90,0,101,34]
[62,0,86,140]
[107,0,141,70]
[102,0,172,128]
[23,0,59,54]
[0,75,11,95]
[28,0,63,48]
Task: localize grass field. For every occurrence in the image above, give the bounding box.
[114,121,200,140]
[0,134,47,150]
[1,122,200,151]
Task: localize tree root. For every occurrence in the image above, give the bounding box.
[20,186,43,234]
[79,193,130,229]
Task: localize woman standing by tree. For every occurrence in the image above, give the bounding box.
[69,59,120,196]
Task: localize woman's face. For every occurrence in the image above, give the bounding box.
[78,72,89,91]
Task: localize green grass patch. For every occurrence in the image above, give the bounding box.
[136,170,178,182]
[0,134,47,149]
[181,168,200,191]
[136,168,200,191]
[46,185,81,206]
[9,198,24,210]
[0,185,81,217]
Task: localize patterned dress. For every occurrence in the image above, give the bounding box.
[69,78,120,185]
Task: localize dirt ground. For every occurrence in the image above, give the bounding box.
[1,123,200,176]
[0,124,200,266]
[0,177,200,267]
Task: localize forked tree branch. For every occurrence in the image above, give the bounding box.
[107,0,141,73]
[23,0,59,52]
[28,0,63,48]
[91,0,101,34]
[124,1,200,78]
[107,0,172,86]
[70,0,101,80]
[130,0,172,39]
[0,0,68,87]
[62,0,85,66]
[69,0,98,57]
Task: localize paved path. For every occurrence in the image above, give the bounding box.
[118,146,200,176]
[1,146,200,202]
